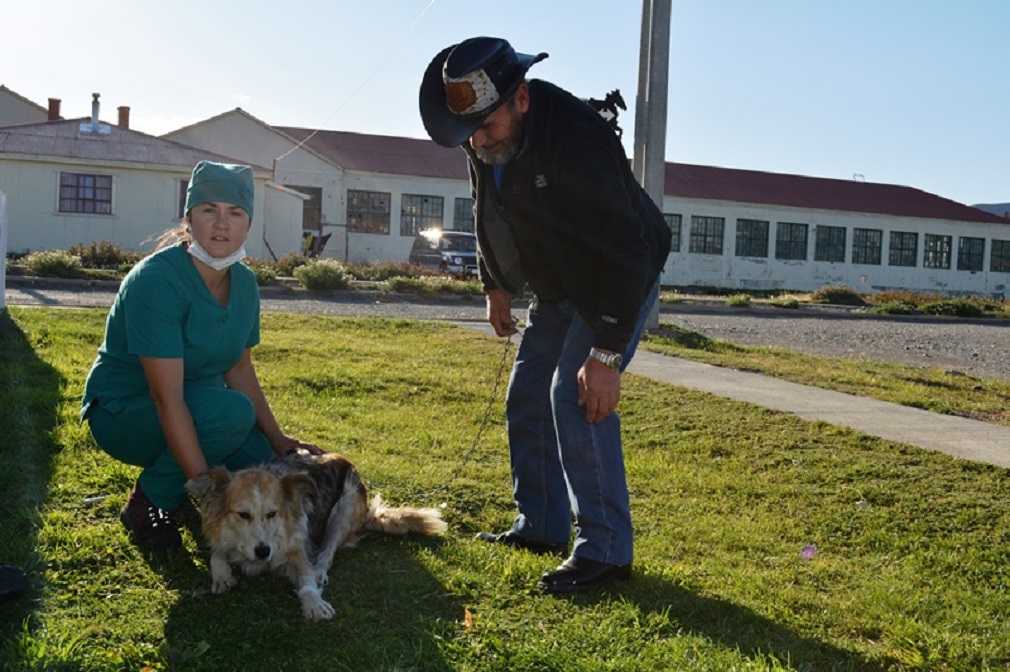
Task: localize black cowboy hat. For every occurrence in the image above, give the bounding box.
[419,36,548,148]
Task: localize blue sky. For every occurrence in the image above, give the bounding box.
[2,0,1006,207]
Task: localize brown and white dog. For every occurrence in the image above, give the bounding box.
[185,451,447,620]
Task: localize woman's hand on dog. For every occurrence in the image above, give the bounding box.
[270,432,324,457]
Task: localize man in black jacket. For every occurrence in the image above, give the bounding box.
[420,36,672,593]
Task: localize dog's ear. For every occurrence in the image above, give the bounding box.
[281,472,317,506]
[185,467,232,505]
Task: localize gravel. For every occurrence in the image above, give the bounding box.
[8,278,1010,382]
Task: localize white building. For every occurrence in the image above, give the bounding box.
[4,86,1008,297]
[0,93,305,259]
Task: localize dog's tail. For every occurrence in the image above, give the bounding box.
[365,494,447,536]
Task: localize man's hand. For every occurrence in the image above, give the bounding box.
[577,355,621,423]
[486,289,519,337]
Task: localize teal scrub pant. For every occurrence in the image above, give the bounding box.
[86,386,274,511]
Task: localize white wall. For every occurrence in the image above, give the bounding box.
[0,90,47,127]
[660,196,1010,297]
[0,157,294,259]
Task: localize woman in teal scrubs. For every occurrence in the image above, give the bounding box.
[81,161,320,550]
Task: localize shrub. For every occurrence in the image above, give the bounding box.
[275,251,310,277]
[726,293,751,307]
[22,250,83,278]
[867,301,919,315]
[293,259,353,291]
[67,240,141,269]
[918,299,984,318]
[810,285,866,306]
[243,260,277,286]
[346,260,432,282]
[385,275,482,295]
[768,295,801,309]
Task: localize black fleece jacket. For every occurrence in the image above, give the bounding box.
[468,79,672,353]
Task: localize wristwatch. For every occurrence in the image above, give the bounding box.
[589,347,623,371]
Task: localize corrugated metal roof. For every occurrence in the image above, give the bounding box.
[0,119,269,171]
[275,126,1006,225]
[664,163,1006,225]
[276,127,467,179]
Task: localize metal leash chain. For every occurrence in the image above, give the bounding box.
[411,332,514,501]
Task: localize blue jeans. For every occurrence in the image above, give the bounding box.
[505,285,658,566]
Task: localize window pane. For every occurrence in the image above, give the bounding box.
[57,171,113,215]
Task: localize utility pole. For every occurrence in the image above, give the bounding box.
[632,0,671,329]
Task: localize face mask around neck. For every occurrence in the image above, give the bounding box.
[187,238,247,271]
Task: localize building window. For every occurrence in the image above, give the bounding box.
[814,225,846,262]
[852,228,882,265]
[775,222,807,260]
[991,240,1010,272]
[923,234,952,269]
[957,236,985,272]
[59,172,113,214]
[346,189,390,234]
[453,197,474,233]
[400,194,444,236]
[735,219,768,257]
[688,215,724,255]
[290,185,323,232]
[888,231,917,267]
[664,213,682,253]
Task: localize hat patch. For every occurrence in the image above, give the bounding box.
[444,68,499,117]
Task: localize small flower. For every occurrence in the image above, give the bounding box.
[801,545,817,560]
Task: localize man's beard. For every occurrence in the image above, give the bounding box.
[474,104,523,165]
[475,135,521,165]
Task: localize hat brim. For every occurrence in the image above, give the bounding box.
[419,44,546,148]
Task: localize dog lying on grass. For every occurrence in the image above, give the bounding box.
[185,451,447,620]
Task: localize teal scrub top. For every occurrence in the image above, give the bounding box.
[81,243,261,420]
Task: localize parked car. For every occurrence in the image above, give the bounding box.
[408,229,478,278]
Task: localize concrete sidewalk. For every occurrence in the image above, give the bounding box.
[456,322,1010,470]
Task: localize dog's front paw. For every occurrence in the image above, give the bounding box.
[211,573,237,594]
[210,557,237,594]
[298,585,334,620]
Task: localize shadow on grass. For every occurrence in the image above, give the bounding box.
[154,530,459,670]
[0,311,63,652]
[567,572,893,671]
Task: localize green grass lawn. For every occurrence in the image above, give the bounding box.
[2,306,1009,671]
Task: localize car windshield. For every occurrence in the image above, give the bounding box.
[440,236,476,252]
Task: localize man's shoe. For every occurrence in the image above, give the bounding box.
[120,482,182,551]
[475,531,567,557]
[0,565,29,603]
[536,555,631,594]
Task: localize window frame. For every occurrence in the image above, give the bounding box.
[957,236,985,272]
[851,228,883,265]
[664,213,682,253]
[814,225,846,262]
[453,197,474,233]
[923,234,952,269]
[888,231,918,267]
[991,239,1010,273]
[774,221,808,261]
[735,218,769,258]
[58,171,114,215]
[346,189,391,235]
[400,194,444,237]
[688,215,724,255]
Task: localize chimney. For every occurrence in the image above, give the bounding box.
[117,106,130,129]
[79,93,111,135]
[47,98,61,121]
